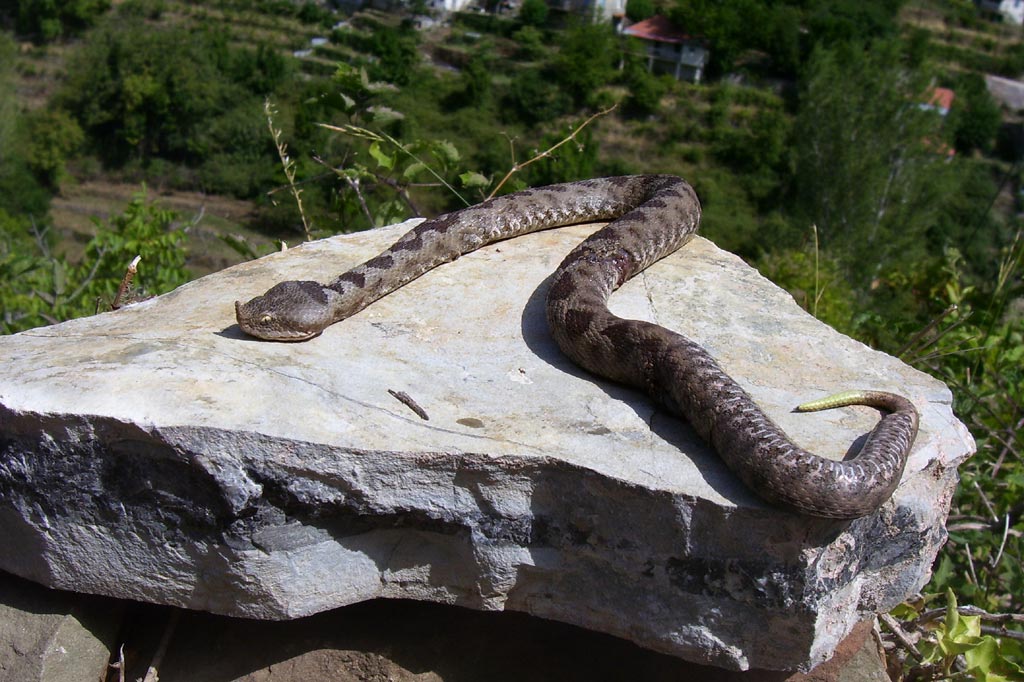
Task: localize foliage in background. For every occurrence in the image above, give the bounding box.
[56,15,291,167]
[793,39,953,285]
[518,0,548,27]
[624,0,654,24]
[949,72,1004,155]
[0,193,188,334]
[887,590,1024,680]
[0,34,16,161]
[21,109,85,187]
[3,0,110,42]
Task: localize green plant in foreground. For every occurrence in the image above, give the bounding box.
[880,231,1024,678]
[887,591,1024,681]
[0,191,189,335]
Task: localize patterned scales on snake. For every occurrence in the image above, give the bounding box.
[235,175,920,519]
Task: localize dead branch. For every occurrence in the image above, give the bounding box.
[880,612,924,660]
[142,608,181,682]
[388,389,429,421]
[111,256,141,310]
[488,105,618,199]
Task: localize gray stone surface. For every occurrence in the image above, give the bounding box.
[0,571,120,682]
[985,73,1024,111]
[0,220,973,672]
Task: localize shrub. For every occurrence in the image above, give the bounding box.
[625,0,654,23]
[519,0,549,27]
[21,109,85,187]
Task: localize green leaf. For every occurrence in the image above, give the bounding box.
[368,141,394,170]
[964,636,999,678]
[889,602,920,621]
[52,260,66,297]
[365,106,404,125]
[433,139,460,164]
[459,171,490,189]
[403,161,427,179]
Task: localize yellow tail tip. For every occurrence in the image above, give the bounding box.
[795,389,915,414]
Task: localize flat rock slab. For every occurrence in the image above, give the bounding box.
[0,220,973,672]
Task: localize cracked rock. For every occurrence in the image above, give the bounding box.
[0,220,973,671]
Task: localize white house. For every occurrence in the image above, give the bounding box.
[426,0,476,11]
[978,0,1024,25]
[546,0,625,21]
[621,15,708,83]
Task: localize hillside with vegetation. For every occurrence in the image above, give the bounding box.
[1,0,1023,677]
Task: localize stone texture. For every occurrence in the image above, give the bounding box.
[0,220,973,672]
[0,586,884,682]
[0,570,121,682]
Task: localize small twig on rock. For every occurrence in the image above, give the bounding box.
[388,389,429,421]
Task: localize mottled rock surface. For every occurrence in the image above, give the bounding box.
[0,220,973,672]
[0,571,120,682]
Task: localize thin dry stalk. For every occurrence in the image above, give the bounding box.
[266,98,314,241]
[810,224,822,318]
[316,123,468,207]
[488,105,618,199]
[142,608,181,682]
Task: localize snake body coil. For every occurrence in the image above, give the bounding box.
[235,175,919,519]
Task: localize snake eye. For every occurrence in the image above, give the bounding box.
[260,314,273,324]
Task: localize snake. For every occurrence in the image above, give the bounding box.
[235,175,919,519]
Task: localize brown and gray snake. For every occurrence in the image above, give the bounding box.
[235,175,919,519]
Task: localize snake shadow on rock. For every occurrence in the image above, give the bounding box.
[521,272,762,508]
[216,323,261,341]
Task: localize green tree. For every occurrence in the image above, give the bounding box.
[519,0,549,27]
[667,0,906,78]
[0,209,56,333]
[507,70,572,125]
[231,43,292,95]
[623,60,665,117]
[550,21,617,106]
[0,33,17,167]
[58,20,227,163]
[56,15,294,174]
[368,25,419,86]
[526,126,599,187]
[625,0,655,23]
[22,109,85,187]
[949,73,1002,155]
[0,38,50,218]
[81,192,188,304]
[794,40,953,284]
[804,0,903,48]
[512,24,545,60]
[450,54,493,109]
[669,0,763,76]
[761,4,802,75]
[14,0,110,42]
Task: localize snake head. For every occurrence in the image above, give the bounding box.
[234,280,334,342]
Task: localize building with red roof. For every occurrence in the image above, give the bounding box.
[924,87,956,117]
[621,15,708,83]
